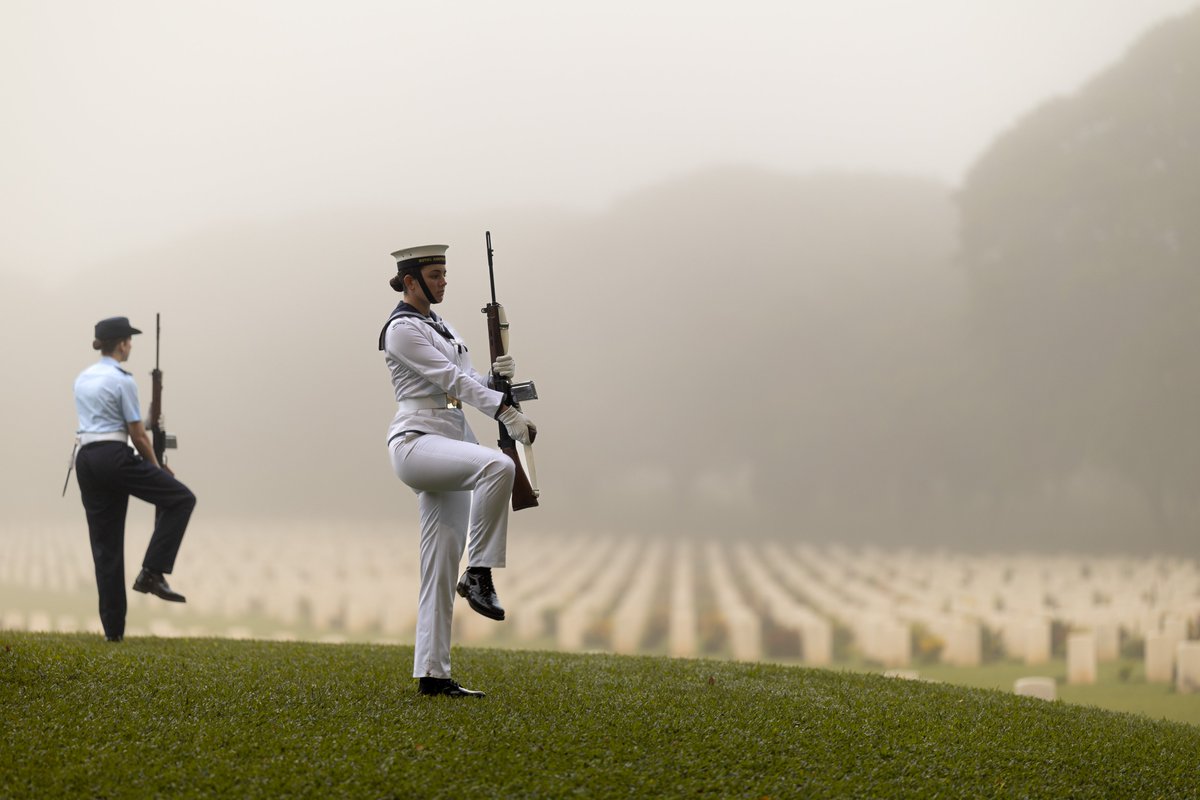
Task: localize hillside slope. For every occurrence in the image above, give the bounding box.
[2,633,1197,798]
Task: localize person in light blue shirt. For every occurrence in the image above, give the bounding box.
[74,356,142,434]
[72,316,196,642]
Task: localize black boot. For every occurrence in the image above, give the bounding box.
[456,567,505,620]
[417,677,486,698]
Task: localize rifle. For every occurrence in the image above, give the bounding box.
[148,313,177,466]
[482,231,540,511]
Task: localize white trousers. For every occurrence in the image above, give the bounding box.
[390,433,515,679]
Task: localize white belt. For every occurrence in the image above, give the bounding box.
[79,431,128,445]
[397,394,461,412]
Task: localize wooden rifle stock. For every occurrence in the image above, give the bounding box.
[484,232,539,511]
[150,369,166,465]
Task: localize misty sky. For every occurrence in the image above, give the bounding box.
[2,0,1196,282]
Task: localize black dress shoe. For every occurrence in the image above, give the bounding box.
[105,635,123,642]
[132,568,186,602]
[417,677,485,698]
[456,568,504,620]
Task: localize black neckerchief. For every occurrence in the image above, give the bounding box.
[378,302,464,353]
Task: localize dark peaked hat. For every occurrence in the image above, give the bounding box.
[94,317,142,340]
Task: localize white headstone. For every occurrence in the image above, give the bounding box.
[1162,615,1188,645]
[1093,622,1120,662]
[802,618,834,667]
[1066,631,1097,684]
[1176,641,1200,694]
[943,620,982,667]
[877,618,912,668]
[668,544,698,658]
[1145,632,1174,683]
[1023,618,1051,665]
[726,609,762,662]
[612,541,666,654]
[1014,676,1057,701]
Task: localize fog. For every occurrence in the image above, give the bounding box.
[3,1,1198,555]
[4,1,1194,272]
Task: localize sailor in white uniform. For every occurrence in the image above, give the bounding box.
[379,244,535,698]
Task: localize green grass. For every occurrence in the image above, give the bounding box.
[3,633,1200,799]
[908,658,1200,727]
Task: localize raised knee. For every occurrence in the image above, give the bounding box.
[489,454,516,485]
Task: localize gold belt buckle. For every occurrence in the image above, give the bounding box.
[447,395,461,409]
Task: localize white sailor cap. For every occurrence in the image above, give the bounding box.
[391,244,448,270]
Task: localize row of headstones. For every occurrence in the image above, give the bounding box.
[826,544,1195,605]
[0,527,95,593]
[783,545,961,667]
[192,538,1199,686]
[731,542,832,664]
[6,525,1199,678]
[1017,639,1200,697]
[0,530,756,658]
[765,543,910,666]
[2,525,647,643]
[11,518,1199,626]
[788,545,1200,675]
[834,547,1200,680]
[525,539,867,666]
[0,608,318,642]
[468,538,709,659]
[833,547,1200,638]
[0,521,427,636]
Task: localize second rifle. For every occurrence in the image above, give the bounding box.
[148,313,178,467]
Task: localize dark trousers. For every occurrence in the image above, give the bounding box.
[75,442,196,638]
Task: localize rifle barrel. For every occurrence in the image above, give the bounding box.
[486,231,497,305]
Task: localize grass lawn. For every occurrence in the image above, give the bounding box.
[908,658,1200,727]
[3,632,1200,799]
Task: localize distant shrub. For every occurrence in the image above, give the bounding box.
[1051,620,1070,658]
[1120,635,1145,660]
[762,620,801,659]
[832,622,855,662]
[980,625,1006,663]
[912,623,944,665]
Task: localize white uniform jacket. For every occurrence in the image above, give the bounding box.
[382,306,505,444]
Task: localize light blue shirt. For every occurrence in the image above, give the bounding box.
[74,356,142,433]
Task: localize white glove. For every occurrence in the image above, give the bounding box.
[498,405,536,445]
[492,354,516,379]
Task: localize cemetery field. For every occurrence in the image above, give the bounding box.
[903,659,1200,726]
[4,633,1200,799]
[6,522,1200,731]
